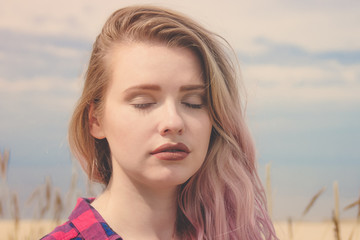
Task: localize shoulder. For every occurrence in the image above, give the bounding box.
[41,198,122,240]
[40,221,82,240]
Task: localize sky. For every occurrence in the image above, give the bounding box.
[0,0,359,221]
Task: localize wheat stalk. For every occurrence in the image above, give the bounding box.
[10,192,20,237]
[0,197,3,217]
[287,217,293,240]
[26,186,42,220]
[358,196,360,221]
[302,187,326,217]
[26,186,41,205]
[333,181,341,240]
[344,191,360,240]
[344,200,360,212]
[40,176,52,218]
[332,210,341,240]
[66,166,78,209]
[0,149,10,181]
[53,189,63,225]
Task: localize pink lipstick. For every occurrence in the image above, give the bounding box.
[151,143,190,160]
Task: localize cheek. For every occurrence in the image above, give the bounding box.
[103,108,152,146]
[103,117,144,163]
[102,107,129,142]
[200,113,212,135]
[195,114,212,149]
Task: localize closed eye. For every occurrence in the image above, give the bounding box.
[182,102,204,109]
[132,103,156,109]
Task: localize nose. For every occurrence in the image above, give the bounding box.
[158,101,185,136]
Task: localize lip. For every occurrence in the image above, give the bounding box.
[151,143,190,161]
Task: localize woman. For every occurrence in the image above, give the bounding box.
[43,5,278,240]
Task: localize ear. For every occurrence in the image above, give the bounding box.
[89,103,106,139]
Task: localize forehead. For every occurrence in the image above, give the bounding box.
[106,42,204,89]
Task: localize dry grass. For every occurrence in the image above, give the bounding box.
[344,191,360,240]
[0,149,9,181]
[287,217,293,240]
[302,186,326,217]
[0,149,86,239]
[0,219,357,240]
[0,220,61,239]
[333,181,341,240]
[275,220,360,240]
[1,149,360,239]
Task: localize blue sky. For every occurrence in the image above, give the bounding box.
[0,0,359,220]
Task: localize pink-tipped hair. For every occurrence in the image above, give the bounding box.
[68,5,278,239]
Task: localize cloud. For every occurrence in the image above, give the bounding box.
[0,76,81,93]
[242,63,360,106]
[1,0,359,52]
[234,38,360,106]
[0,29,90,79]
[239,38,360,66]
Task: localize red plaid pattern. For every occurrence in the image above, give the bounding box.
[41,198,123,240]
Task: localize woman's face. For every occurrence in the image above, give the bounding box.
[90,42,212,189]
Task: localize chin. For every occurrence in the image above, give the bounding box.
[146,171,193,188]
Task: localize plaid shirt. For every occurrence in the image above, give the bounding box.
[41,198,123,240]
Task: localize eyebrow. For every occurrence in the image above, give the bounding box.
[123,84,206,93]
[179,84,206,92]
[123,84,161,93]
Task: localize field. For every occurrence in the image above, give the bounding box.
[275,220,359,240]
[0,220,359,239]
[1,150,359,239]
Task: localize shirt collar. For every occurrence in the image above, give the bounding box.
[69,198,122,240]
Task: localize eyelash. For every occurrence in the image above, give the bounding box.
[182,102,204,109]
[133,102,204,110]
[133,103,155,109]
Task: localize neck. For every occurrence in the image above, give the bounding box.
[91,167,179,240]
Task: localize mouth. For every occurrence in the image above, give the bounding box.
[151,143,190,161]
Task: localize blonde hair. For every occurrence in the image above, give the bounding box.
[69,5,278,239]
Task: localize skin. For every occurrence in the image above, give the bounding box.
[90,42,212,240]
